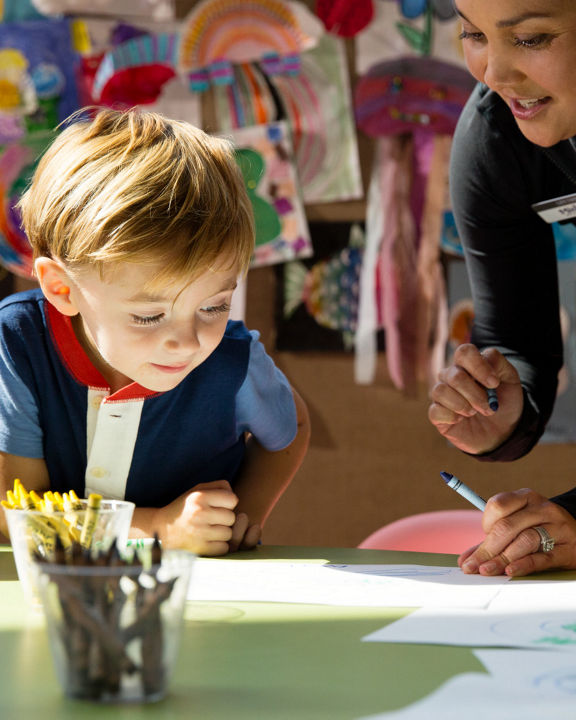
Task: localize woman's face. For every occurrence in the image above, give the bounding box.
[455,1,576,146]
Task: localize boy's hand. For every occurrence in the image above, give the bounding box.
[159,479,239,556]
[228,512,261,552]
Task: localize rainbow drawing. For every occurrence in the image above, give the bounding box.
[178,0,321,76]
[93,33,178,104]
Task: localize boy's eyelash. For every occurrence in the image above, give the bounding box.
[131,303,230,325]
[131,314,164,326]
[201,302,230,315]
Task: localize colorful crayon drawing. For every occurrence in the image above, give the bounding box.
[0,18,80,138]
[315,0,374,38]
[272,33,362,204]
[92,31,178,108]
[489,615,576,649]
[283,224,364,349]
[355,56,475,137]
[0,48,37,120]
[225,121,311,267]
[355,0,465,75]
[0,131,54,277]
[210,33,362,205]
[276,222,375,353]
[178,0,323,90]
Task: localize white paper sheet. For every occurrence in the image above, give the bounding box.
[363,607,576,651]
[488,577,576,611]
[356,649,576,719]
[188,561,508,608]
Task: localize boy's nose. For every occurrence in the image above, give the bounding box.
[163,323,200,352]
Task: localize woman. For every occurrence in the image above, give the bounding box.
[428,0,576,576]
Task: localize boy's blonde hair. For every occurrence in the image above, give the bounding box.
[18,107,254,286]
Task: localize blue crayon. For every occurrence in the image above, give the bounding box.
[486,387,499,412]
[440,471,487,511]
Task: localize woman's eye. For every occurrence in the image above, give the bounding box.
[513,34,552,49]
[200,303,230,316]
[459,29,484,42]
[131,314,164,326]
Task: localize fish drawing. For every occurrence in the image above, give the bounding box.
[284,224,364,348]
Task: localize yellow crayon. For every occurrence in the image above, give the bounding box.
[80,493,102,549]
[0,500,12,509]
[43,494,55,513]
[14,485,27,508]
[18,491,37,512]
[6,490,18,508]
[69,489,83,510]
[23,509,57,557]
[29,491,43,510]
[41,494,73,549]
[52,492,64,511]
[61,493,81,542]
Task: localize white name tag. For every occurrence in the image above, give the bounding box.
[532,193,576,223]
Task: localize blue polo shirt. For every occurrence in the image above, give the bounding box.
[0,290,297,506]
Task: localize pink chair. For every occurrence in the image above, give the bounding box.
[358,510,485,554]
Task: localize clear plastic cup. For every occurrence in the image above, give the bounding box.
[36,549,194,703]
[3,498,135,608]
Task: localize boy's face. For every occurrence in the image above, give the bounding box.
[67,260,239,393]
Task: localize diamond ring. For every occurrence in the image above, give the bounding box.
[533,525,555,553]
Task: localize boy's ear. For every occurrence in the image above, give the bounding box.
[34,257,79,316]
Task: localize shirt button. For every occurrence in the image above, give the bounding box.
[89,466,108,478]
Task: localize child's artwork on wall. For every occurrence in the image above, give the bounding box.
[355,56,475,138]
[316,0,374,37]
[0,131,54,277]
[91,29,178,107]
[272,33,362,204]
[0,18,80,278]
[355,132,450,393]
[276,222,376,352]
[226,121,312,267]
[0,18,80,142]
[178,0,323,90]
[355,0,465,74]
[0,0,44,22]
[353,22,474,393]
[211,33,362,205]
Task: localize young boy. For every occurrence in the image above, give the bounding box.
[0,108,310,555]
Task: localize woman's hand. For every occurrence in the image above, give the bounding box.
[428,344,524,455]
[459,488,576,577]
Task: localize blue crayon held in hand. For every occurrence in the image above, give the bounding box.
[440,471,487,511]
[486,387,499,412]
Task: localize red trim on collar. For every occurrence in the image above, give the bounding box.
[45,301,161,402]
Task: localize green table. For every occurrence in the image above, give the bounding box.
[0,545,486,719]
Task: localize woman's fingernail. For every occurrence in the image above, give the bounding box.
[480,561,498,575]
[462,560,478,573]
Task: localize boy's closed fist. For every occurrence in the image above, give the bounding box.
[161,479,239,556]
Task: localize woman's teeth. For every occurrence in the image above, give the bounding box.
[517,98,542,108]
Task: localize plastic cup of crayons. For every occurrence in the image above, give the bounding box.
[36,542,195,703]
[3,493,135,609]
